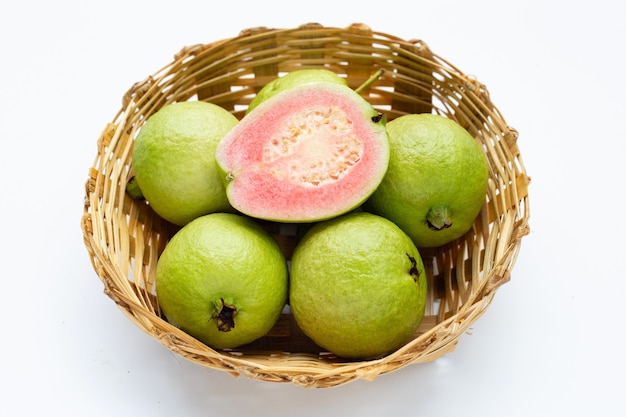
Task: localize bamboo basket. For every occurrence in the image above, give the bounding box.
[81,23,530,388]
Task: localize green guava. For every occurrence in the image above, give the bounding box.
[131,101,239,226]
[247,69,348,113]
[364,113,489,248]
[215,81,389,223]
[155,213,288,349]
[289,211,427,360]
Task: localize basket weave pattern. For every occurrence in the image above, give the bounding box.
[81,23,530,388]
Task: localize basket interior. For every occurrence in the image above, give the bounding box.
[82,23,530,386]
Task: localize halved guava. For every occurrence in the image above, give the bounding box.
[215,82,390,222]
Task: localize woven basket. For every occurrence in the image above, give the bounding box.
[81,23,530,388]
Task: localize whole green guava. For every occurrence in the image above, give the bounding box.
[364,113,489,248]
[131,101,239,226]
[289,212,427,360]
[156,213,288,349]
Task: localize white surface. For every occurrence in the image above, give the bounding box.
[2,1,624,415]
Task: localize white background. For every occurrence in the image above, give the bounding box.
[2,1,624,416]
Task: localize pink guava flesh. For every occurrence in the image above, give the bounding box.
[216,83,389,222]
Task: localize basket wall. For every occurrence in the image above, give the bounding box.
[82,23,530,388]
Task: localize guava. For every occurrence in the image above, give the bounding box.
[131,101,239,226]
[155,213,288,349]
[215,81,389,223]
[364,113,489,248]
[247,69,348,113]
[289,212,427,360]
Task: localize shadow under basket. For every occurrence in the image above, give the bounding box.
[81,23,531,388]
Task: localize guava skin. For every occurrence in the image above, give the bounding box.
[289,212,427,360]
[155,213,288,350]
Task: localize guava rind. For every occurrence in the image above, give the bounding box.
[289,212,427,360]
[364,113,489,248]
[215,82,390,223]
[132,101,238,226]
[155,213,288,349]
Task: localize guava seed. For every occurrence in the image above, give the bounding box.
[261,106,363,187]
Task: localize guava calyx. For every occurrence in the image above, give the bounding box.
[426,205,453,231]
[213,298,237,332]
[407,253,421,283]
[371,113,384,123]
